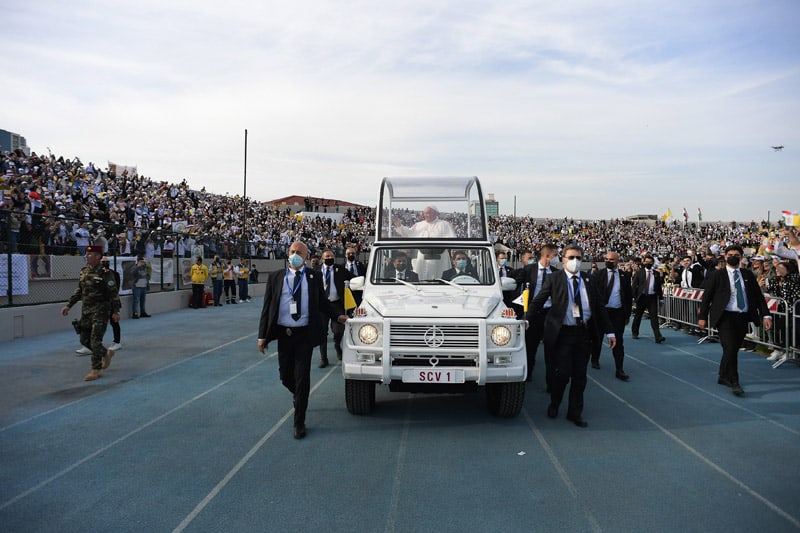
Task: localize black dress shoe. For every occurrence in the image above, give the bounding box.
[717,377,732,387]
[632,334,639,339]
[615,370,630,381]
[731,383,744,396]
[293,425,307,439]
[141,313,151,318]
[655,336,665,343]
[319,359,329,369]
[547,403,559,418]
[591,360,600,369]
[566,415,588,428]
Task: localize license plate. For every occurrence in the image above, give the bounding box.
[402,368,465,384]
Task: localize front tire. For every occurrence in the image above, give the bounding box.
[486,382,525,418]
[345,379,376,415]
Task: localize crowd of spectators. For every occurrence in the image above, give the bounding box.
[0,148,790,269]
[1,149,374,259]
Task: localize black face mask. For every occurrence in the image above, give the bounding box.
[347,254,355,262]
[395,262,407,271]
[643,263,653,269]
[605,262,616,270]
[323,258,335,266]
[726,256,741,267]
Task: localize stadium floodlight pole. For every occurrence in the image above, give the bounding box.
[243,129,248,259]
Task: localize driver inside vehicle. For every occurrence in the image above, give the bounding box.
[441,250,479,281]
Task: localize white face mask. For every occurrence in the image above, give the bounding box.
[565,258,582,274]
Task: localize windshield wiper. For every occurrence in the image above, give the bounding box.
[435,278,469,293]
[376,278,420,291]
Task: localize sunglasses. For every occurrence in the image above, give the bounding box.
[565,255,582,260]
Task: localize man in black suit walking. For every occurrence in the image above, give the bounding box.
[517,244,559,383]
[258,241,348,439]
[318,249,354,368]
[590,251,633,380]
[631,254,666,343]
[344,246,367,306]
[527,244,616,428]
[497,252,517,308]
[698,244,772,396]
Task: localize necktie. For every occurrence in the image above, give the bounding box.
[606,270,615,302]
[734,270,746,310]
[572,275,583,325]
[645,269,652,294]
[541,268,548,290]
[324,267,331,297]
[500,267,505,277]
[397,270,404,280]
[291,271,302,320]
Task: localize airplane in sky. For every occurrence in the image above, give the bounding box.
[771,145,784,151]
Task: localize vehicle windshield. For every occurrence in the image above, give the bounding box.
[376,177,488,241]
[371,246,497,285]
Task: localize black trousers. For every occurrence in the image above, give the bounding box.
[546,325,591,418]
[525,308,550,381]
[632,295,661,338]
[191,284,205,308]
[277,327,313,427]
[717,311,748,385]
[592,307,627,370]
[319,300,345,359]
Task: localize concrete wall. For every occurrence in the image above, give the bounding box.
[0,279,267,342]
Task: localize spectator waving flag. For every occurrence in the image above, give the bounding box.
[683,207,688,221]
[782,210,800,226]
[698,207,702,222]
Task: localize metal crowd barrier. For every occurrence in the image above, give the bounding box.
[660,285,798,368]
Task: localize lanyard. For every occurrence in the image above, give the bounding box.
[286,267,304,297]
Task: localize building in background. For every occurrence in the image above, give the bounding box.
[485,193,499,216]
[0,129,30,156]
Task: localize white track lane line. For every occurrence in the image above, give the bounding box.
[589,374,800,529]
[173,364,340,533]
[0,349,271,512]
[0,333,257,434]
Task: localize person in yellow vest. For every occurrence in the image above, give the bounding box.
[235,260,251,302]
[210,256,224,306]
[223,259,238,304]
[190,256,209,309]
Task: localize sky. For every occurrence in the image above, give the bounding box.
[3,1,799,222]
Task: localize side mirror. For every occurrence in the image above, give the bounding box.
[349,276,366,291]
[501,277,517,291]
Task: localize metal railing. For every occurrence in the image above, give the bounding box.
[660,284,798,367]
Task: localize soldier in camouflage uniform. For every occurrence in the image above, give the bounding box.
[61,245,121,381]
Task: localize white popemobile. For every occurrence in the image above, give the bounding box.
[341,177,527,417]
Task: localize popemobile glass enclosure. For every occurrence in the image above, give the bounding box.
[376,176,488,241]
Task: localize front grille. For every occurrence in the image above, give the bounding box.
[389,324,480,349]
[393,356,477,367]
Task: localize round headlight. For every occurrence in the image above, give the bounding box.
[358,324,379,344]
[491,326,511,346]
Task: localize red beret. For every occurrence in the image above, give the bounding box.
[85,245,104,254]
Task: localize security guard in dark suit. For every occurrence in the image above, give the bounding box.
[698,244,772,396]
[258,241,348,439]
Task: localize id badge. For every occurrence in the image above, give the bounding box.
[290,300,298,315]
[572,303,581,318]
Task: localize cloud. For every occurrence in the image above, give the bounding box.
[2,1,798,220]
